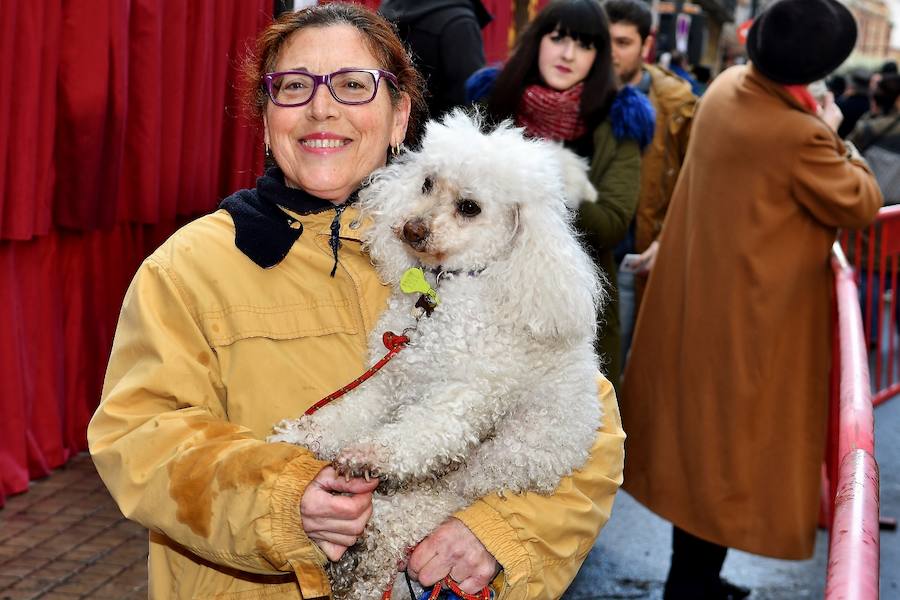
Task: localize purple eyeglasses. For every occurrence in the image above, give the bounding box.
[263,68,399,107]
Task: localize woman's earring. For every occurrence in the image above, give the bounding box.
[265,143,272,158]
[391,142,405,158]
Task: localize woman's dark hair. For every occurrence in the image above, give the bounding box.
[487,0,616,130]
[241,3,426,144]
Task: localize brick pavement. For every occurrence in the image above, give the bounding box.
[0,453,148,600]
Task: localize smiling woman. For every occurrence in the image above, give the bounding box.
[85,4,626,600]
[85,5,430,599]
[262,24,410,201]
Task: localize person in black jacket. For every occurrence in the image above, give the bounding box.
[380,0,491,119]
[837,69,872,138]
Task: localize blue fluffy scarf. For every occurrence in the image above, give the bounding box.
[610,85,656,151]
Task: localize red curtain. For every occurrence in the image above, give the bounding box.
[0,1,269,506]
[481,0,514,64]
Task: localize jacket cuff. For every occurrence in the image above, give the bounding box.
[455,499,532,592]
[269,450,331,598]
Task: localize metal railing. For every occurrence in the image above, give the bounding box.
[823,243,880,599]
[841,205,900,407]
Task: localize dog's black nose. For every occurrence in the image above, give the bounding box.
[402,219,429,247]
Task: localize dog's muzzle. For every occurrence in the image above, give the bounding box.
[402,218,430,251]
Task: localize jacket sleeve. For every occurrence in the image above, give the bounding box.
[792,127,883,229]
[454,376,625,600]
[87,256,333,597]
[673,102,694,171]
[653,99,695,242]
[575,125,641,252]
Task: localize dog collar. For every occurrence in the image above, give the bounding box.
[428,265,486,279]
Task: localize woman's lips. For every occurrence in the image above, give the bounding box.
[555,65,572,74]
[299,133,351,153]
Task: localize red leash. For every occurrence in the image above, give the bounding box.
[381,575,491,600]
[380,545,492,600]
[429,576,492,599]
[304,331,409,416]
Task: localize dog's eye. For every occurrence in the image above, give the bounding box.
[457,199,481,217]
[421,177,434,195]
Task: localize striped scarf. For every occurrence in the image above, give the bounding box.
[516,83,587,142]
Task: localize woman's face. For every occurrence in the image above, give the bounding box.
[264,24,410,203]
[537,29,597,91]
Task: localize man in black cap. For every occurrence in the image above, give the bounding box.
[380,0,492,119]
[620,1,883,598]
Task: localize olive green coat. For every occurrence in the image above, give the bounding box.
[575,120,641,384]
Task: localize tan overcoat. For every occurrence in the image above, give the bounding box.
[621,65,882,559]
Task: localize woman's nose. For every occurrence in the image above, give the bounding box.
[561,41,575,60]
[308,82,339,120]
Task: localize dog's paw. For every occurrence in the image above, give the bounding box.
[333,443,389,481]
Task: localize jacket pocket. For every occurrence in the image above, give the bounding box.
[199,300,358,348]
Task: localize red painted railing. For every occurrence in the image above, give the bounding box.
[824,243,880,599]
[842,205,900,407]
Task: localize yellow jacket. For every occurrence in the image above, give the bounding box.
[88,206,625,599]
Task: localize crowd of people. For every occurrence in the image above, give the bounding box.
[86,0,885,599]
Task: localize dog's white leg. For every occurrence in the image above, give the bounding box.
[269,378,396,460]
[334,385,498,482]
[443,377,601,500]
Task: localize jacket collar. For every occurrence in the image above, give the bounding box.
[745,64,813,114]
[219,167,362,270]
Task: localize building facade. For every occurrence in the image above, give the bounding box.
[844,0,894,63]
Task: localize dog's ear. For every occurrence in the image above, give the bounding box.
[357,165,420,284]
[492,147,606,341]
[550,144,598,209]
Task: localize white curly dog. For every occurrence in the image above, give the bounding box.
[270,110,605,600]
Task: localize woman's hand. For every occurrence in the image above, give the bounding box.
[300,466,378,561]
[639,240,659,274]
[408,518,500,595]
[820,91,844,133]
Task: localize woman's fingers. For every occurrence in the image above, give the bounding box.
[451,564,499,594]
[309,530,360,548]
[305,504,373,538]
[408,518,498,591]
[303,487,374,521]
[300,466,378,561]
[314,539,351,562]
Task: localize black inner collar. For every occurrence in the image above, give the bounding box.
[219,166,358,270]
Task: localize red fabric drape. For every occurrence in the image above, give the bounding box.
[0,1,269,507]
[0,2,60,240]
[481,0,514,64]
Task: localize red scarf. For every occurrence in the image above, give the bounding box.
[784,84,819,114]
[516,83,587,142]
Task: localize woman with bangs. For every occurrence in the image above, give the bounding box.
[470,0,654,383]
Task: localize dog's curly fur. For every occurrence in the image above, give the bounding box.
[270,110,605,600]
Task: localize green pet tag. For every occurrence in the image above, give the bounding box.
[400,268,440,306]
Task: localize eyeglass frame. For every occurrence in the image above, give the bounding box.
[262,68,399,107]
